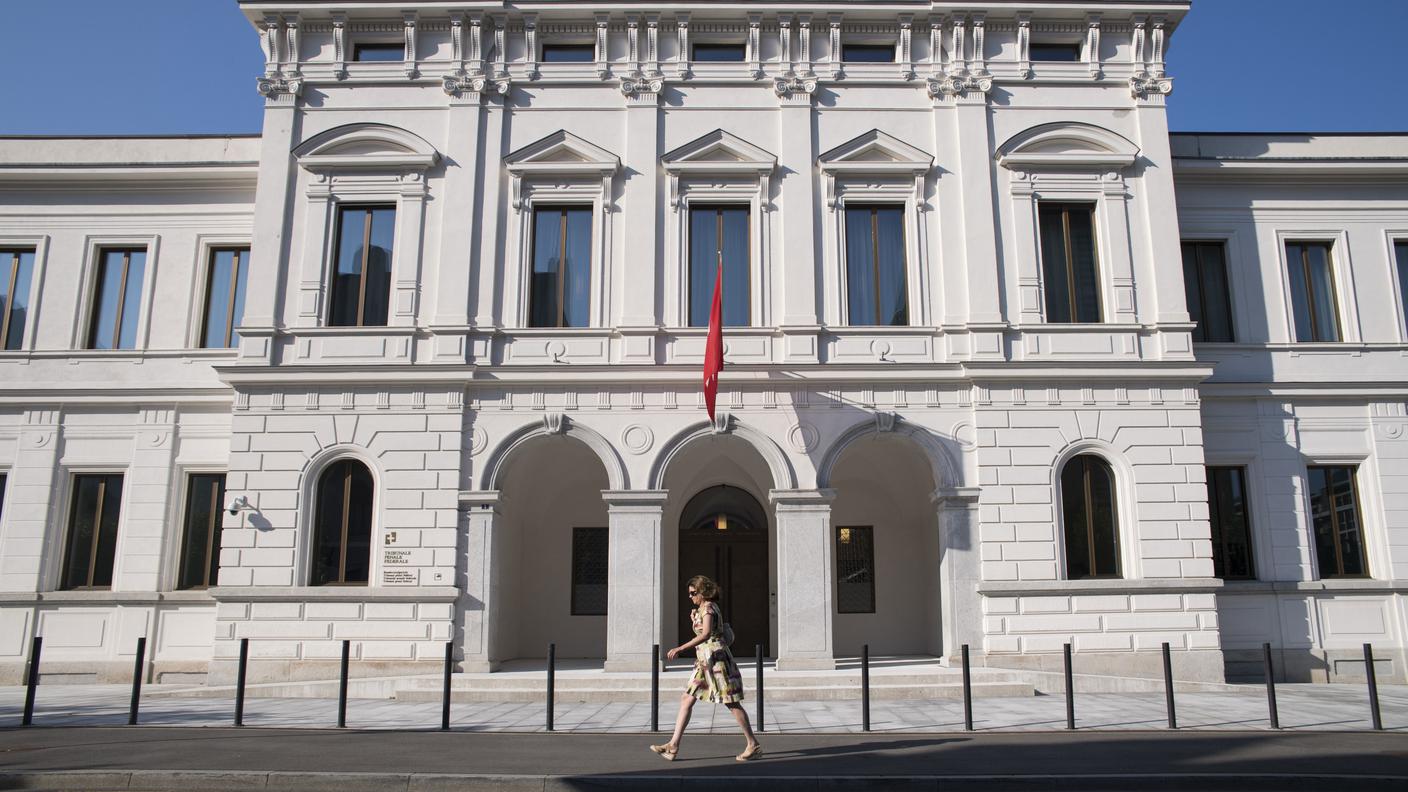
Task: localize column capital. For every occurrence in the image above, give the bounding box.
[932,486,981,507]
[458,489,502,513]
[602,489,668,510]
[769,488,836,509]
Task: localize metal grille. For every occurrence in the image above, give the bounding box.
[836,525,876,614]
[571,526,609,615]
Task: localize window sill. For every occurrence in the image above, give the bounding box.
[280,326,421,337]
[977,578,1224,597]
[0,590,215,605]
[208,586,459,603]
[1217,579,1406,595]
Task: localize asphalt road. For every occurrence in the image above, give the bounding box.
[0,727,1405,791]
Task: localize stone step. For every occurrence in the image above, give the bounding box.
[393,669,1030,693]
[393,680,1036,703]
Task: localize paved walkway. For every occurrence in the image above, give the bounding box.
[2,682,1404,732]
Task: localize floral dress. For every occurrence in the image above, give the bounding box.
[684,601,745,704]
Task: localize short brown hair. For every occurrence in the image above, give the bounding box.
[686,575,720,601]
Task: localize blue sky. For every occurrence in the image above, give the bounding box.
[0,0,1404,136]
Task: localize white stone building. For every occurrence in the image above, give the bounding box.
[0,0,1403,687]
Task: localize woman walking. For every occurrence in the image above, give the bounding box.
[650,575,762,761]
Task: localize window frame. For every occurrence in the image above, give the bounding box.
[569,526,609,616]
[352,41,406,62]
[198,246,251,349]
[527,204,595,329]
[1058,453,1123,581]
[1037,202,1104,324]
[0,235,46,353]
[309,458,376,587]
[175,472,227,590]
[85,246,151,351]
[841,42,896,63]
[59,472,125,591]
[1283,239,1344,343]
[1305,464,1370,580]
[1181,240,1237,343]
[841,203,910,327]
[835,525,877,614]
[1386,231,1408,341]
[541,42,595,63]
[1028,41,1083,62]
[687,203,752,328]
[1206,465,1256,580]
[327,204,397,328]
[0,247,37,351]
[73,236,159,352]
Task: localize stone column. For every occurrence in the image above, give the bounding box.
[603,490,667,672]
[771,488,836,670]
[459,490,502,671]
[934,487,982,662]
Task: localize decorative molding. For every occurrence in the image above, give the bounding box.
[674,13,690,78]
[747,13,763,79]
[256,75,303,99]
[1086,14,1102,78]
[996,122,1139,172]
[873,411,898,433]
[503,129,620,211]
[402,11,419,79]
[662,128,776,209]
[817,128,932,209]
[523,13,539,80]
[1130,72,1174,100]
[773,73,817,101]
[788,422,820,453]
[542,412,567,435]
[711,410,732,435]
[595,13,611,78]
[827,13,843,79]
[621,424,654,455]
[898,14,915,80]
[620,73,664,99]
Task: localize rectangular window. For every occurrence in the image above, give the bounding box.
[1030,42,1082,62]
[542,43,594,63]
[836,526,876,613]
[1207,466,1255,579]
[1181,241,1235,343]
[0,249,35,350]
[200,247,249,349]
[177,474,226,590]
[571,526,608,616]
[529,206,592,328]
[61,474,124,590]
[842,44,895,63]
[1308,465,1367,578]
[1285,241,1341,342]
[688,205,750,327]
[88,248,146,350]
[692,43,746,62]
[1038,203,1102,323]
[329,205,395,327]
[1394,240,1408,331]
[844,205,908,326]
[353,42,404,62]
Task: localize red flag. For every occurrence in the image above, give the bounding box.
[703,261,724,421]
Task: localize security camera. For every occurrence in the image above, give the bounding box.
[226,495,251,516]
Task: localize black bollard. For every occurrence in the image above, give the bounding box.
[1162,642,1177,729]
[755,643,764,733]
[234,638,249,727]
[961,644,973,732]
[21,636,41,726]
[546,642,555,732]
[441,641,454,731]
[861,644,871,732]
[1364,643,1382,731]
[1262,642,1279,730]
[1063,643,1075,730]
[337,639,350,728]
[128,636,146,725]
[650,643,660,732]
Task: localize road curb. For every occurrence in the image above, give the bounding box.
[5,770,1408,792]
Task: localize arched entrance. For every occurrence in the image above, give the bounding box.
[678,485,769,657]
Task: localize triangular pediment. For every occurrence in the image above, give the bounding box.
[663,129,776,171]
[819,129,933,170]
[505,130,620,172]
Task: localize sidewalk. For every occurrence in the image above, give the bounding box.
[2,682,1404,732]
[0,727,1405,791]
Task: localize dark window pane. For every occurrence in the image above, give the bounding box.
[0,250,34,350]
[1286,242,1341,342]
[178,474,226,589]
[1208,467,1255,579]
[843,44,894,63]
[1308,466,1366,578]
[845,209,876,325]
[692,43,746,62]
[354,43,404,61]
[1040,204,1101,323]
[1062,455,1120,579]
[330,206,395,327]
[542,44,594,63]
[1030,43,1082,61]
[845,206,908,326]
[688,206,750,327]
[312,460,374,585]
[89,249,146,350]
[836,526,876,613]
[202,249,250,348]
[529,207,593,328]
[1396,241,1408,331]
[563,207,592,327]
[571,526,609,615]
[1182,242,1235,343]
[61,475,123,590]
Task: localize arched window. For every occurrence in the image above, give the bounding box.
[1061,454,1120,579]
[312,459,374,586]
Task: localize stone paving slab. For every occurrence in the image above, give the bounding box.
[1,683,1404,733]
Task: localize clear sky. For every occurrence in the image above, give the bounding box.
[0,0,1404,136]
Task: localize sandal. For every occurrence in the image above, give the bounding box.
[736,743,762,762]
[649,743,678,761]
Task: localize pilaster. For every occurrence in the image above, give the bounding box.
[430,86,484,360]
[238,82,300,364]
[603,490,667,671]
[618,77,662,330]
[471,90,510,328]
[0,409,61,592]
[934,487,982,661]
[117,407,179,591]
[459,490,502,671]
[771,488,836,670]
[775,73,820,356]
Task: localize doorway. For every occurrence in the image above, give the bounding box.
[678,485,770,657]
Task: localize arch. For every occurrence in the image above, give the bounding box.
[479,418,628,491]
[1051,439,1138,580]
[648,419,796,491]
[310,457,375,586]
[996,122,1140,172]
[816,417,963,491]
[293,123,440,171]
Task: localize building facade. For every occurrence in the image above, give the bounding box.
[0,0,1404,687]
